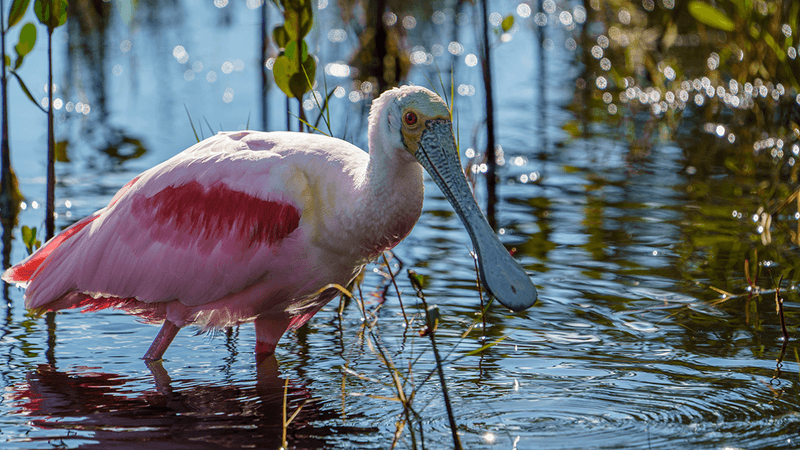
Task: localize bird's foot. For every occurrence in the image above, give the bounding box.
[255,340,276,365]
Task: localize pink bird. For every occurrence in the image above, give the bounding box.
[3,86,536,362]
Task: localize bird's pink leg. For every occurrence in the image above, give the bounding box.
[254,317,291,363]
[143,320,181,362]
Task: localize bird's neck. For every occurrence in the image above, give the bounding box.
[354,146,424,261]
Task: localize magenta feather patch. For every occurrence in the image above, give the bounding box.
[131,181,301,248]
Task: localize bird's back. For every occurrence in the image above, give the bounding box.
[5,130,371,315]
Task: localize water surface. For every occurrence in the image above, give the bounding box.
[2,1,799,449]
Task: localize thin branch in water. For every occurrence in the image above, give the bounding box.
[775,276,789,342]
[773,339,789,382]
[472,250,486,337]
[383,252,408,325]
[45,25,55,241]
[408,270,463,450]
[281,377,288,448]
[795,348,800,384]
[282,377,308,448]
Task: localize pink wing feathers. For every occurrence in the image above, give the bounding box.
[4,132,304,317]
[2,176,141,285]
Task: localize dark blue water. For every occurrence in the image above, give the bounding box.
[2,1,799,449]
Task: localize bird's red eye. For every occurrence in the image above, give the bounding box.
[404,112,417,125]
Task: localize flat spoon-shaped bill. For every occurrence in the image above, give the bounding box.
[415,120,538,312]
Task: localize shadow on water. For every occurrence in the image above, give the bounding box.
[7,357,374,449]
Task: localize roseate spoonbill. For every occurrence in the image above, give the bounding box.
[3,86,536,362]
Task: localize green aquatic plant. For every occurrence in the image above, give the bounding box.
[0,0,38,228]
[20,224,39,255]
[271,0,316,132]
[34,0,67,240]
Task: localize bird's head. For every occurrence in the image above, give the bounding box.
[368,85,451,162]
[369,86,538,312]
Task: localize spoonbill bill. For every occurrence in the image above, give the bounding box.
[3,86,536,362]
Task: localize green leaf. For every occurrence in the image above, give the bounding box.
[288,57,314,99]
[749,22,760,39]
[14,22,37,61]
[55,0,68,27]
[465,335,509,356]
[283,40,297,61]
[283,40,309,63]
[562,120,581,138]
[408,270,425,292]
[732,0,752,20]
[4,55,10,67]
[21,225,40,255]
[55,140,69,162]
[272,54,294,98]
[21,225,32,245]
[273,41,315,100]
[33,0,47,25]
[8,0,32,28]
[284,4,312,40]
[10,71,45,113]
[688,1,735,32]
[662,22,678,50]
[34,0,67,30]
[272,25,289,49]
[501,14,514,32]
[762,33,786,62]
[298,4,313,37]
[288,73,306,99]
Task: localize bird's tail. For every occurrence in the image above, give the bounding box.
[3,176,140,287]
[2,211,102,286]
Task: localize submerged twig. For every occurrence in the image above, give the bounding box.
[773,339,789,382]
[383,252,408,325]
[706,256,765,328]
[408,270,463,450]
[775,276,789,342]
[330,281,420,448]
[282,378,287,447]
[282,377,308,448]
[772,276,789,382]
[479,0,497,227]
[471,250,487,337]
[795,348,800,383]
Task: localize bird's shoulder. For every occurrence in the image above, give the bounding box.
[184,130,365,161]
[113,131,370,213]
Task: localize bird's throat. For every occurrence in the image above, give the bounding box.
[356,154,424,260]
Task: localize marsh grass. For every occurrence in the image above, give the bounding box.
[282,377,308,449]
[305,251,508,449]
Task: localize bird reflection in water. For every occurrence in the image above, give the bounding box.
[8,357,374,448]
